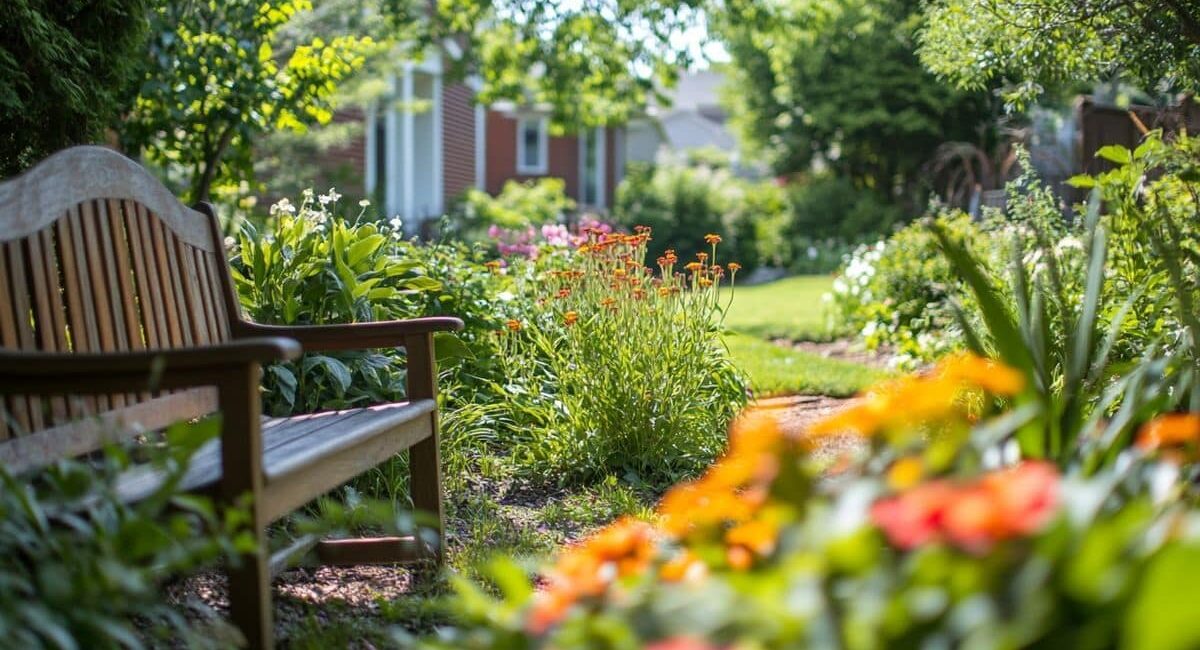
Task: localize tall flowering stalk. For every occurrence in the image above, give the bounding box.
[497,227,747,485]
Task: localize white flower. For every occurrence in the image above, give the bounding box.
[861,321,878,338]
[497,291,515,302]
[318,189,342,206]
[832,278,847,294]
[270,197,295,216]
[807,246,818,259]
[302,188,314,199]
[359,199,371,207]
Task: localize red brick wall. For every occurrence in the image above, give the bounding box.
[442,83,476,203]
[486,111,581,201]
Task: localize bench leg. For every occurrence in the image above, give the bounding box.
[218,365,274,649]
[405,333,445,574]
[227,532,272,649]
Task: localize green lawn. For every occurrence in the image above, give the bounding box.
[725,333,885,398]
[722,275,838,342]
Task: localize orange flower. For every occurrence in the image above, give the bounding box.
[725,518,779,557]
[660,550,706,582]
[887,456,924,490]
[505,319,522,332]
[1136,413,1200,451]
[705,233,722,245]
[556,288,571,299]
[485,260,502,272]
[726,545,753,571]
[684,262,703,273]
[664,250,678,265]
[940,353,1026,396]
[564,311,579,326]
[600,297,617,309]
[698,277,713,288]
[728,262,742,273]
[696,252,708,262]
[646,637,723,650]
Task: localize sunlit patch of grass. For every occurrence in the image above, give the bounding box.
[725,333,885,398]
[721,275,838,342]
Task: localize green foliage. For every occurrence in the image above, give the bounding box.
[0,420,246,649]
[919,0,1200,109]
[455,178,576,234]
[425,349,1200,648]
[230,191,445,415]
[0,0,149,176]
[122,0,374,202]
[786,174,905,244]
[717,0,994,193]
[497,232,747,486]
[829,211,989,366]
[613,162,790,274]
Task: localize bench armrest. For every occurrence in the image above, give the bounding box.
[232,318,464,352]
[0,337,301,394]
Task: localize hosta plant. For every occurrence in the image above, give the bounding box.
[230,191,443,415]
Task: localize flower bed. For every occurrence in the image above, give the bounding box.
[429,354,1200,649]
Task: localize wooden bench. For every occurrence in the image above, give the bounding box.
[0,146,462,648]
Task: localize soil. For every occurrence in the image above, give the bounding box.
[782,338,895,370]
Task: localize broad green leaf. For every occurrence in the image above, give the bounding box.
[435,332,475,362]
[1096,145,1132,165]
[1125,544,1200,650]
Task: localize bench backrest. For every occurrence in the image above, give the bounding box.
[0,147,237,468]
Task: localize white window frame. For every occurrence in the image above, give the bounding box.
[516,117,549,175]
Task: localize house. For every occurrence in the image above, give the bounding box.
[312,49,623,235]
[623,70,752,174]
[310,56,766,234]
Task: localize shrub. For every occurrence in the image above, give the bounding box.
[428,355,1200,649]
[612,163,732,265]
[452,178,576,242]
[496,229,748,486]
[829,211,989,366]
[613,162,792,275]
[0,420,245,649]
[786,173,905,248]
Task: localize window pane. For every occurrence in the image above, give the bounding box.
[522,122,540,168]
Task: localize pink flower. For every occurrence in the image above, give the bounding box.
[646,638,724,650]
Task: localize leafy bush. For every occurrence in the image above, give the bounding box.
[786,173,905,246]
[0,420,246,649]
[829,211,989,366]
[496,230,748,486]
[231,191,445,415]
[428,355,1200,649]
[453,178,576,240]
[613,162,794,275]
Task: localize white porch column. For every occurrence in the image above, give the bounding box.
[432,72,444,216]
[475,104,487,190]
[384,75,400,217]
[364,104,377,196]
[401,63,416,224]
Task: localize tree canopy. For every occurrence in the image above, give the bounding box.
[717,0,994,199]
[0,0,150,176]
[918,0,1200,108]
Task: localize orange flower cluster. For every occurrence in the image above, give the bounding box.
[564,310,579,326]
[1137,413,1200,453]
[658,412,785,569]
[527,517,657,634]
[808,353,1025,440]
[505,319,522,332]
[870,461,1059,553]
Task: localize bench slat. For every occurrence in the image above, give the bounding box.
[113,400,436,517]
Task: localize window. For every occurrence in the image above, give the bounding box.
[516,117,548,174]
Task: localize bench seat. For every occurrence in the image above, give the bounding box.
[117,399,436,521]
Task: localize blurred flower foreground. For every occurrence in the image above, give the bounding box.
[427,354,1200,650]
